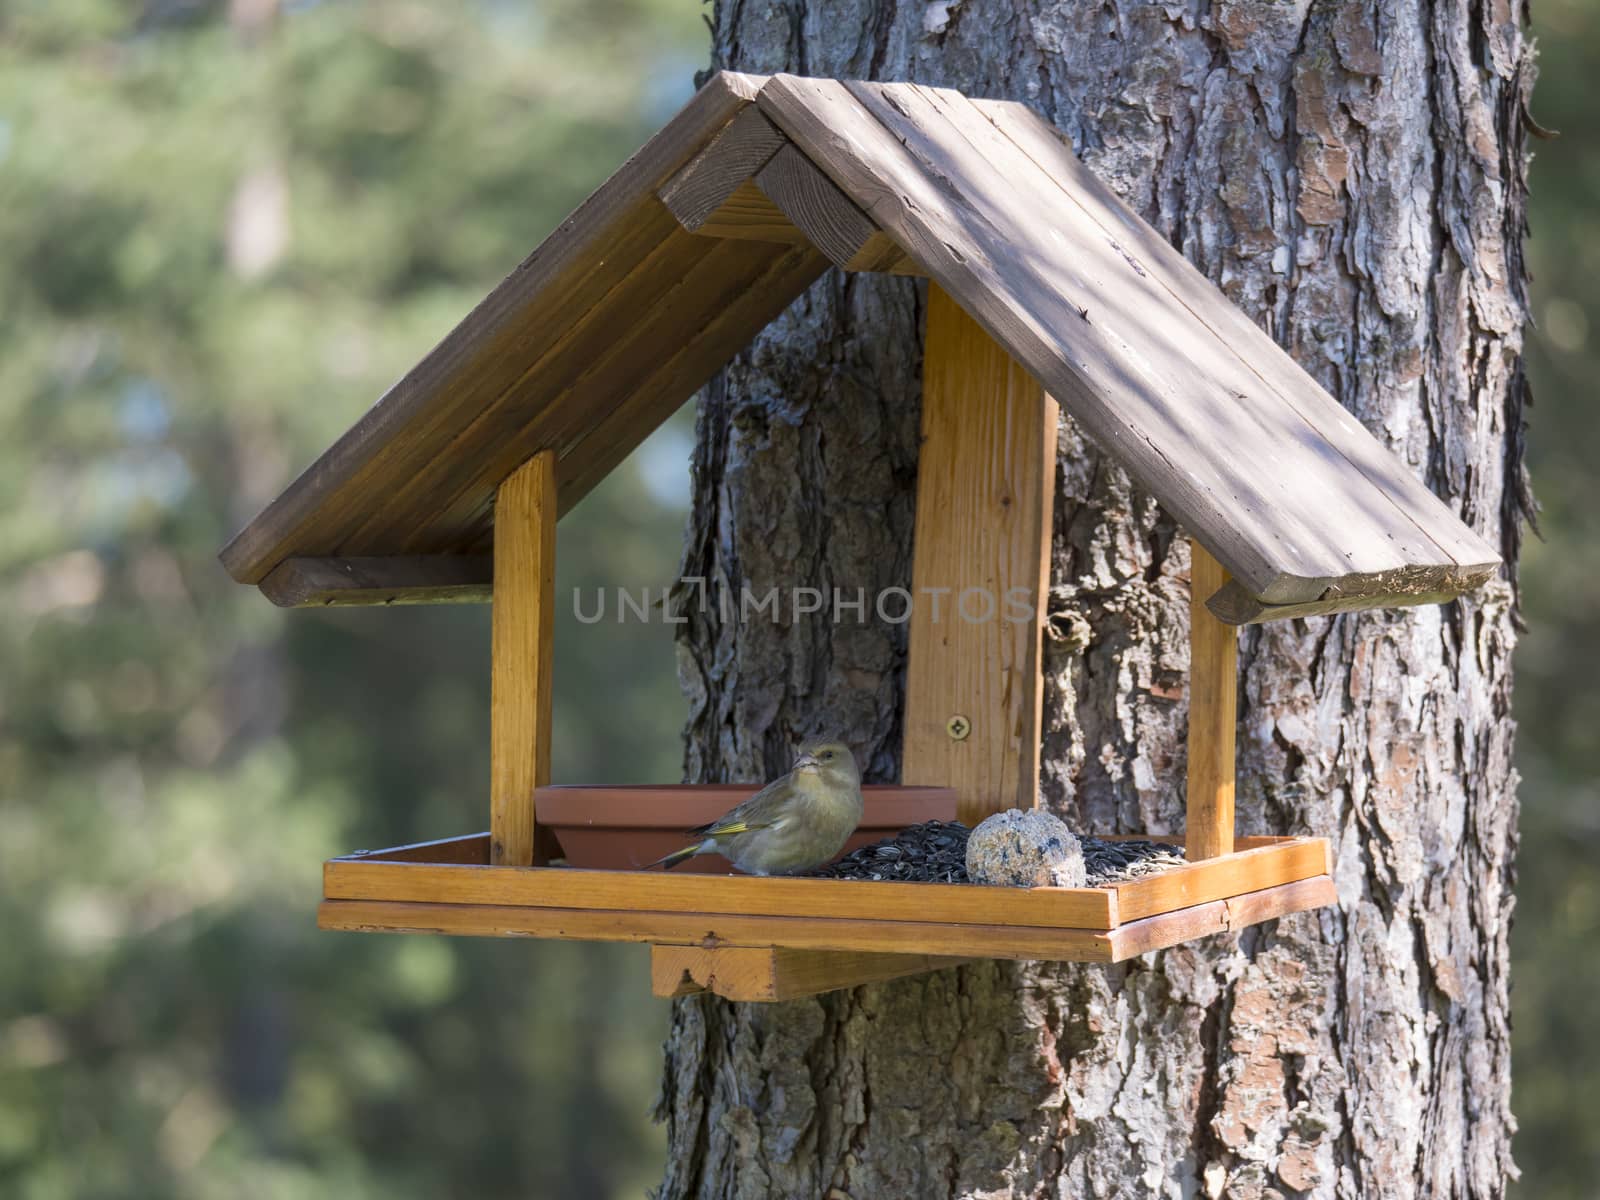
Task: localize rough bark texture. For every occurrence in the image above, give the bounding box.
[657,2,1533,1196]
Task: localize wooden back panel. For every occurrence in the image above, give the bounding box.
[902,284,1057,823]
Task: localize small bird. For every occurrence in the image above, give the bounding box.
[649,740,864,875]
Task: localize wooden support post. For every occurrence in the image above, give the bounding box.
[650,945,968,1002]
[903,283,1057,825]
[490,452,558,867]
[1185,540,1237,860]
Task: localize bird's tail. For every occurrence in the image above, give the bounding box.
[647,841,707,871]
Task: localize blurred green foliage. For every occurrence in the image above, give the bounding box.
[1514,0,1600,1193]
[0,2,702,1197]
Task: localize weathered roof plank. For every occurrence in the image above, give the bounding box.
[221,70,1498,619]
[972,95,1502,585]
[757,76,1301,601]
[350,234,823,555]
[219,70,776,585]
[760,75,1495,605]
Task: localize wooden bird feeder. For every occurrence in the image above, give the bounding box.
[220,73,1499,1002]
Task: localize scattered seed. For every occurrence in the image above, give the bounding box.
[804,821,1187,886]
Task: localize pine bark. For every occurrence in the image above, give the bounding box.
[658,2,1533,1196]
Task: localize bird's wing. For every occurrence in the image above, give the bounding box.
[688,776,793,838]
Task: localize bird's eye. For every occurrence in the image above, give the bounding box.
[820,750,833,760]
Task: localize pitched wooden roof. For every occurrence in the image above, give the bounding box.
[221,72,1499,622]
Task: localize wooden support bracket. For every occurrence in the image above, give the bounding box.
[1185,541,1238,860]
[489,452,558,866]
[657,105,789,233]
[754,144,912,273]
[650,945,967,1001]
[672,178,809,244]
[657,106,919,273]
[903,283,1058,824]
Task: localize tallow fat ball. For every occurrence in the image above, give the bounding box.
[650,741,864,875]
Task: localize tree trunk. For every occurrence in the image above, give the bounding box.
[658,2,1533,1196]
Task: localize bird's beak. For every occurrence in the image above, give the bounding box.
[793,753,821,771]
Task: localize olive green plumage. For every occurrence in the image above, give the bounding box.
[650,740,864,876]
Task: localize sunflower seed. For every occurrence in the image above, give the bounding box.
[804,821,1186,886]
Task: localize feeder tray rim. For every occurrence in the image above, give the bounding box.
[323,830,1333,948]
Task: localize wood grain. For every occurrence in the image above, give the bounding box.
[887,83,1495,602]
[318,899,1118,961]
[754,144,904,272]
[319,833,1333,967]
[548,240,828,522]
[225,71,1492,621]
[489,453,556,867]
[754,75,1496,609]
[972,96,1502,590]
[1109,837,1328,922]
[323,856,1119,928]
[257,555,492,607]
[1106,875,1337,960]
[866,82,1449,602]
[685,179,809,243]
[1185,541,1237,859]
[658,104,789,232]
[318,872,1335,963]
[660,108,913,272]
[650,945,967,1001]
[219,70,774,586]
[903,282,1056,825]
[1205,579,1462,625]
[323,833,1329,933]
[1222,874,1337,928]
[350,235,820,557]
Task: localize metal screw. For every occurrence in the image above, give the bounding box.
[946,714,971,741]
